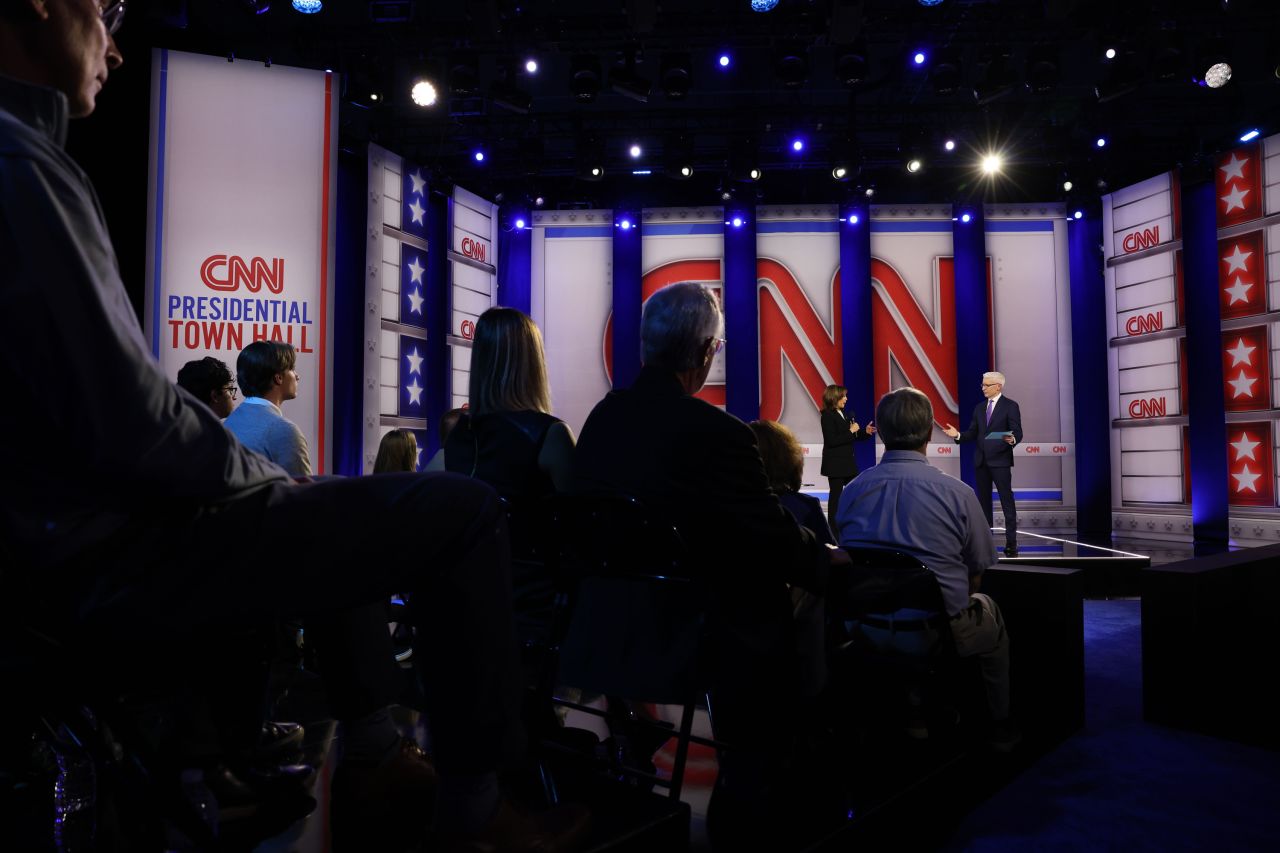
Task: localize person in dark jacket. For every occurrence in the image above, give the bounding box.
[819,383,875,531]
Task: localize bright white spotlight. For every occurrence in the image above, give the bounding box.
[719,54,731,68]
[982,154,1002,174]
[1205,62,1232,88]
[474,150,485,162]
[833,166,847,179]
[1063,180,1073,191]
[534,196,545,207]
[629,144,642,158]
[913,52,926,66]
[751,0,779,11]
[849,214,860,224]
[410,79,438,107]
[944,139,956,151]
[370,93,379,101]
[619,218,632,230]
[680,166,693,177]
[1104,47,1117,60]
[525,59,538,74]
[731,216,745,228]
[1095,136,1107,148]
[591,167,602,177]
[907,158,923,173]
[960,212,972,223]
[748,168,762,181]
[1240,129,1260,142]
[864,187,875,198]
[293,0,323,13]
[1074,210,1084,219]
[514,218,526,230]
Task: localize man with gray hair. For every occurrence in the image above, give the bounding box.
[836,387,1016,749]
[574,281,843,844]
[943,370,1023,556]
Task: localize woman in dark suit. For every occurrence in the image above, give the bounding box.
[820,384,874,533]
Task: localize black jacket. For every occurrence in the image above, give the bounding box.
[954,395,1023,468]
[820,407,872,478]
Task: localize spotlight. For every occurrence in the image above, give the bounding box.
[833,166,849,180]
[1204,62,1232,88]
[618,218,633,230]
[570,54,602,103]
[1199,38,1232,88]
[661,52,692,99]
[719,54,731,68]
[929,48,962,95]
[610,50,652,103]
[848,214,860,224]
[1240,129,1260,142]
[292,0,322,12]
[679,166,693,178]
[864,186,875,198]
[918,0,944,5]
[1027,45,1060,93]
[1095,136,1107,148]
[750,168,762,180]
[751,0,779,11]
[525,59,538,74]
[913,51,927,66]
[410,79,438,107]
[370,93,379,101]
[731,216,745,228]
[473,150,485,162]
[961,212,972,223]
[906,158,923,173]
[1063,179,1074,191]
[629,144,642,158]
[982,154,1002,174]
[514,217,526,230]
[1074,210,1083,219]
[534,196,545,207]
[837,42,870,87]
[776,44,809,89]
[1105,47,1117,60]
[578,160,604,181]
[791,138,805,152]
[944,139,956,151]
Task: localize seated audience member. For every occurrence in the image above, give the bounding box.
[424,408,464,472]
[749,419,835,546]
[835,388,1018,750]
[177,356,238,419]
[445,308,575,498]
[224,341,311,476]
[0,6,585,850]
[573,282,845,843]
[375,428,419,474]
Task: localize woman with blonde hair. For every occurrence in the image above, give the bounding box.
[444,307,574,497]
[373,428,418,474]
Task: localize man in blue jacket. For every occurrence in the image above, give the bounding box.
[944,371,1023,557]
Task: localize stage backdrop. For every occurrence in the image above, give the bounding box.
[144,49,337,472]
[448,187,500,411]
[533,204,1074,524]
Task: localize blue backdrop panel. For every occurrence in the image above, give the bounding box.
[497,207,532,314]
[611,212,642,390]
[953,204,989,489]
[724,203,759,423]
[332,148,365,476]
[1069,212,1113,538]
[840,201,875,471]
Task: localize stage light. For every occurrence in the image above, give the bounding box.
[973,49,1016,104]
[370,93,379,101]
[960,212,972,223]
[944,139,956,151]
[525,59,538,74]
[631,169,652,176]
[833,166,848,180]
[719,54,731,68]
[982,154,1002,174]
[913,52,927,66]
[1105,47,1117,60]
[750,168,762,181]
[791,139,805,152]
[1027,45,1060,93]
[292,0,322,12]
[570,54,602,103]
[1074,210,1084,219]
[918,0,944,6]
[847,213,860,225]
[751,0,779,11]
[618,218,633,230]
[1063,180,1073,191]
[837,44,870,87]
[929,48,961,95]
[514,218,526,230]
[1095,136,1107,148]
[535,196,545,207]
[592,167,602,177]
[731,216,745,228]
[864,186,875,198]
[474,150,485,162]
[906,158,923,173]
[1204,62,1232,88]
[410,79,438,107]
[1240,129,1260,142]
[661,52,692,99]
[629,144,643,158]
[775,44,809,89]
[679,165,693,178]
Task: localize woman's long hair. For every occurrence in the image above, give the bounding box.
[749,419,804,493]
[467,307,552,415]
[373,428,418,473]
[822,384,847,412]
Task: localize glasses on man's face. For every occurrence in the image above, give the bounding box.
[101,0,126,36]
[982,382,1000,389]
[223,385,238,399]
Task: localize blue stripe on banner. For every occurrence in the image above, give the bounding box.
[150,49,169,357]
[871,221,954,232]
[644,223,723,235]
[757,221,841,233]
[544,226,613,238]
[987,220,1055,232]
[995,490,1064,501]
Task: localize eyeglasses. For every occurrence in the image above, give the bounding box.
[101,0,126,36]
[223,385,239,399]
[981,382,1000,388]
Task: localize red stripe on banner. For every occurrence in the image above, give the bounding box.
[317,72,333,473]
[757,259,841,420]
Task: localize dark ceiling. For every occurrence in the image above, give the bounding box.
[118,0,1280,208]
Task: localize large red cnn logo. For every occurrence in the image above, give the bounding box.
[200,255,285,294]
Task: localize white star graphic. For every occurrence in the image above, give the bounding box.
[406,378,423,406]
[1233,463,1261,493]
[1231,432,1261,461]
[406,347,424,375]
[407,256,425,284]
[1222,244,1252,275]
[1227,369,1257,399]
[1224,277,1253,305]
[1219,153,1247,184]
[1226,337,1256,367]
[1221,184,1250,213]
[407,288,424,314]
[409,199,426,225]
[409,169,426,197]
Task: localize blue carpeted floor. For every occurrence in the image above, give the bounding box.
[944,599,1280,852]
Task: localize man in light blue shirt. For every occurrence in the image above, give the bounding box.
[835,387,1015,747]
[224,340,311,476]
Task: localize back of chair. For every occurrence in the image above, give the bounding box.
[836,546,947,618]
[549,493,708,705]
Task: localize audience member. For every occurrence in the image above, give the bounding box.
[750,418,835,546]
[835,388,1018,751]
[374,428,419,474]
[224,341,311,476]
[444,308,574,498]
[573,282,846,845]
[423,408,463,472]
[0,5,585,849]
[177,356,238,419]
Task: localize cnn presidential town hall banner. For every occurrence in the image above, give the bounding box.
[144,50,337,472]
[532,204,1076,525]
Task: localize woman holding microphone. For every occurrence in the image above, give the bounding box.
[819,384,875,533]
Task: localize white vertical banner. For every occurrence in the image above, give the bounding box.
[448,186,498,409]
[145,49,337,473]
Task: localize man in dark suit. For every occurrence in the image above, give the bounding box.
[943,371,1023,556]
[573,282,845,846]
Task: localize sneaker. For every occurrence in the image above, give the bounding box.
[987,720,1022,753]
[436,798,591,853]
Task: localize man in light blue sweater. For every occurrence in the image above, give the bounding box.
[224,341,311,476]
